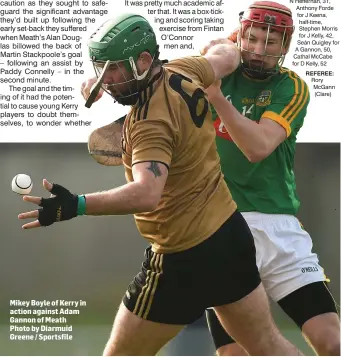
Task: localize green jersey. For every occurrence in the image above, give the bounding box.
[212,66,310,214]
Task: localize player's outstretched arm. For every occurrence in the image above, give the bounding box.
[84,161,168,215]
[18,164,168,229]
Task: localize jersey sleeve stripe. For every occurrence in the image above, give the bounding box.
[286,71,309,124]
[280,70,309,124]
[279,70,300,119]
[262,111,291,137]
[288,81,309,125]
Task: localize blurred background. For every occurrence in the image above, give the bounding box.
[0,143,339,356]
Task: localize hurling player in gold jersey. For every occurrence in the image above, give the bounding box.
[20,14,302,356]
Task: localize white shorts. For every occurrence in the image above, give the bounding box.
[241,212,327,302]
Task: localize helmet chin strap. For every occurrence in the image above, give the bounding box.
[129,46,160,81]
[108,67,163,107]
[115,49,162,106]
[129,57,149,81]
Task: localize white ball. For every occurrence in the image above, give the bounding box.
[11,174,33,195]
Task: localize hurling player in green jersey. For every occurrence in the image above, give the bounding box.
[203,1,340,356]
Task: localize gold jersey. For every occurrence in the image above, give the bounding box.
[122,56,236,253]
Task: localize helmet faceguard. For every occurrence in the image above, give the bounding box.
[87,14,160,106]
[237,1,294,79]
[91,50,159,106]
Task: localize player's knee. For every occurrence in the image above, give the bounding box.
[103,340,122,356]
[313,336,340,356]
[325,340,341,356]
[216,343,247,356]
[102,342,139,356]
[103,347,112,356]
[102,335,136,356]
[247,327,285,355]
[102,343,116,356]
[302,312,340,356]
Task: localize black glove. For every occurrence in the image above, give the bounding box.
[38,183,80,227]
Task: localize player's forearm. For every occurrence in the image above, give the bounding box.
[84,182,157,215]
[212,93,269,163]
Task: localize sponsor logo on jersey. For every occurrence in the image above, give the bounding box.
[214,117,233,141]
[256,90,272,106]
[214,116,260,141]
[241,97,255,105]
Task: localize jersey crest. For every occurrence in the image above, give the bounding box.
[256,90,272,106]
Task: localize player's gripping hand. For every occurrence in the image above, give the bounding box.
[81,77,104,102]
[200,38,233,56]
[200,28,239,55]
[18,179,84,229]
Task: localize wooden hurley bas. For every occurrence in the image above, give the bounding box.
[87,116,126,166]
